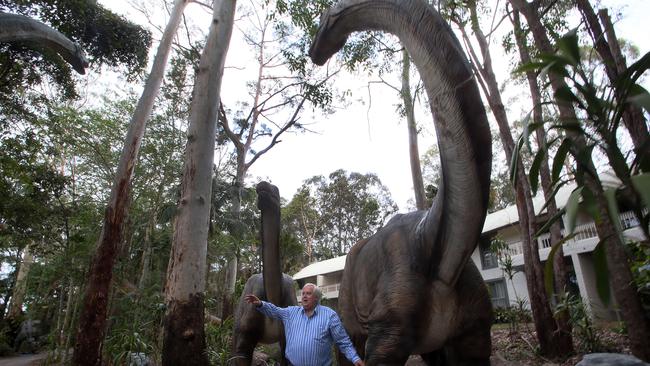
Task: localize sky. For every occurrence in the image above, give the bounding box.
[100,0,650,213]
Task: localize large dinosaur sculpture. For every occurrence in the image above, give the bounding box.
[309,0,493,364]
[0,12,88,74]
[231,181,297,365]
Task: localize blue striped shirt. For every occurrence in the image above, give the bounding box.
[257,301,361,366]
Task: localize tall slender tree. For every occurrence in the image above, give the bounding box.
[575,0,649,165]
[162,0,236,363]
[509,6,572,347]
[217,0,338,319]
[447,0,572,356]
[72,1,189,364]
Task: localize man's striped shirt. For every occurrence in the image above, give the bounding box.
[257,301,361,366]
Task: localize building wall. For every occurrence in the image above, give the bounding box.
[572,252,619,320]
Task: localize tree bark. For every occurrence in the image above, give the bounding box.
[511,8,573,351]
[62,281,77,364]
[162,0,236,364]
[510,0,650,360]
[7,245,34,319]
[457,2,570,356]
[71,1,188,364]
[575,0,649,160]
[221,254,238,319]
[401,48,427,210]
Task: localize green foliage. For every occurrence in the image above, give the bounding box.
[493,300,532,327]
[272,0,383,72]
[490,236,518,280]
[285,169,397,260]
[0,0,152,135]
[629,241,650,314]
[205,316,234,365]
[555,294,606,353]
[0,0,152,77]
[0,327,14,356]
[488,168,517,213]
[103,288,164,365]
[514,28,650,306]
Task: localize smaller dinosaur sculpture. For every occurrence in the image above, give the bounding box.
[0,12,88,74]
[230,181,297,365]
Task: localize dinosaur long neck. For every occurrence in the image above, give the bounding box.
[259,188,283,305]
[0,12,88,74]
[311,0,491,286]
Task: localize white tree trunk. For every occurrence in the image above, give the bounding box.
[162,0,236,363]
[7,245,34,319]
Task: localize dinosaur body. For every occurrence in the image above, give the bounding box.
[309,0,493,364]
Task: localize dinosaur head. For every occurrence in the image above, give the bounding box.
[309,6,349,65]
[256,181,280,212]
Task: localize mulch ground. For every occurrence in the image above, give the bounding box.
[404,323,633,366]
[489,324,632,366]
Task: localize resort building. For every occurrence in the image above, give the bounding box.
[292,173,645,320]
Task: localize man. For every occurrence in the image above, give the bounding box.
[244,283,365,366]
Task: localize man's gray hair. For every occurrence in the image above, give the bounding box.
[303,283,322,302]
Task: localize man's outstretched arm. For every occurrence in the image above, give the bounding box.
[244,294,287,320]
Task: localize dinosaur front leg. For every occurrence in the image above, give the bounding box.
[364,322,413,365]
[230,330,258,365]
[442,327,492,366]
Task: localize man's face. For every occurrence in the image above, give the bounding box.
[301,285,318,311]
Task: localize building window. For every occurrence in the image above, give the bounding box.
[486,279,509,308]
[479,238,498,270]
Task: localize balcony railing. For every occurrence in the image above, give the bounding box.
[505,211,639,256]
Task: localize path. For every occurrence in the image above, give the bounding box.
[0,353,47,366]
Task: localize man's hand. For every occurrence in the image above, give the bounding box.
[244,294,261,307]
[354,360,365,366]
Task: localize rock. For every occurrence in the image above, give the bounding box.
[252,350,270,366]
[127,352,151,366]
[577,353,649,366]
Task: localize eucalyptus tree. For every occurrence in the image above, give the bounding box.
[282,185,321,263]
[72,1,189,363]
[508,4,576,351]
[162,0,236,362]
[216,0,339,318]
[289,170,397,260]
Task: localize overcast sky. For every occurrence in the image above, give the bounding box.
[101,0,649,212]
